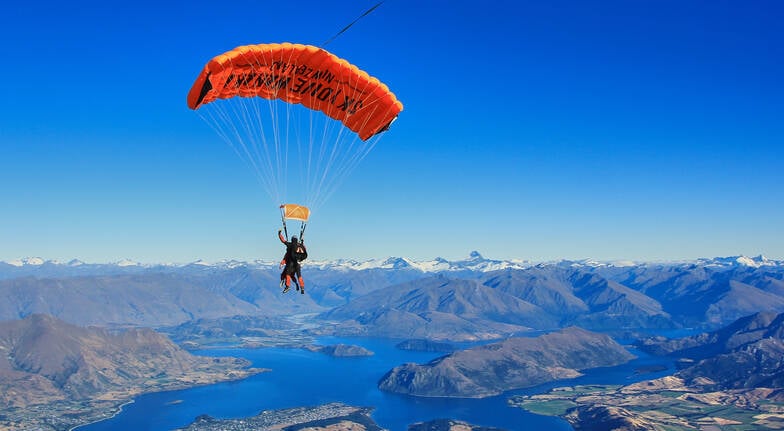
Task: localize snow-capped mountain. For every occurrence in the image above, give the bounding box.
[303,251,531,273]
[6,257,46,267]
[2,253,782,277]
[0,252,531,280]
[697,255,780,269]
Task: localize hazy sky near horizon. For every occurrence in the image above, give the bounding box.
[1,0,782,263]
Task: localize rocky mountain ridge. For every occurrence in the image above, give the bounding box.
[0,314,262,430]
[0,314,259,407]
[378,327,635,398]
[640,311,784,390]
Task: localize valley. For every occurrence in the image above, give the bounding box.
[1,254,783,430]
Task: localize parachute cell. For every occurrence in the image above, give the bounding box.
[187,43,403,141]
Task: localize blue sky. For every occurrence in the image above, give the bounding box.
[1,0,782,263]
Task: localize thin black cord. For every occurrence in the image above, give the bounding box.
[321,2,384,47]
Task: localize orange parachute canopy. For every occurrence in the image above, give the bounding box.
[280,204,311,222]
[187,43,403,141]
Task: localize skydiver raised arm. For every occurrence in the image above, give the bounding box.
[278,230,307,294]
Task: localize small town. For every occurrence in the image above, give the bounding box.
[175,403,380,431]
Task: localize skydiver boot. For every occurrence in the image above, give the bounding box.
[283,275,291,293]
[298,277,305,294]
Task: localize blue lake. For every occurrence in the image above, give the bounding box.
[76,337,676,431]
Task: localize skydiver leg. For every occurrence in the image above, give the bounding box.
[280,267,290,291]
[291,263,301,291]
[283,261,297,293]
[295,264,304,294]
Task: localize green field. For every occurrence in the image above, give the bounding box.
[517,399,577,416]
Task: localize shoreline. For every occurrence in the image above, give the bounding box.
[69,399,135,431]
[66,367,266,431]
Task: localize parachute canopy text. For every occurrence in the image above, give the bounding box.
[187,43,403,141]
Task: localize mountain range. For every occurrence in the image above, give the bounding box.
[3,253,781,277]
[639,311,784,390]
[317,275,556,340]
[1,254,783,338]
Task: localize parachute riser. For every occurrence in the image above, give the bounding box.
[280,206,289,240]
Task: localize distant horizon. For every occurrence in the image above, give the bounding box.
[3,251,781,267]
